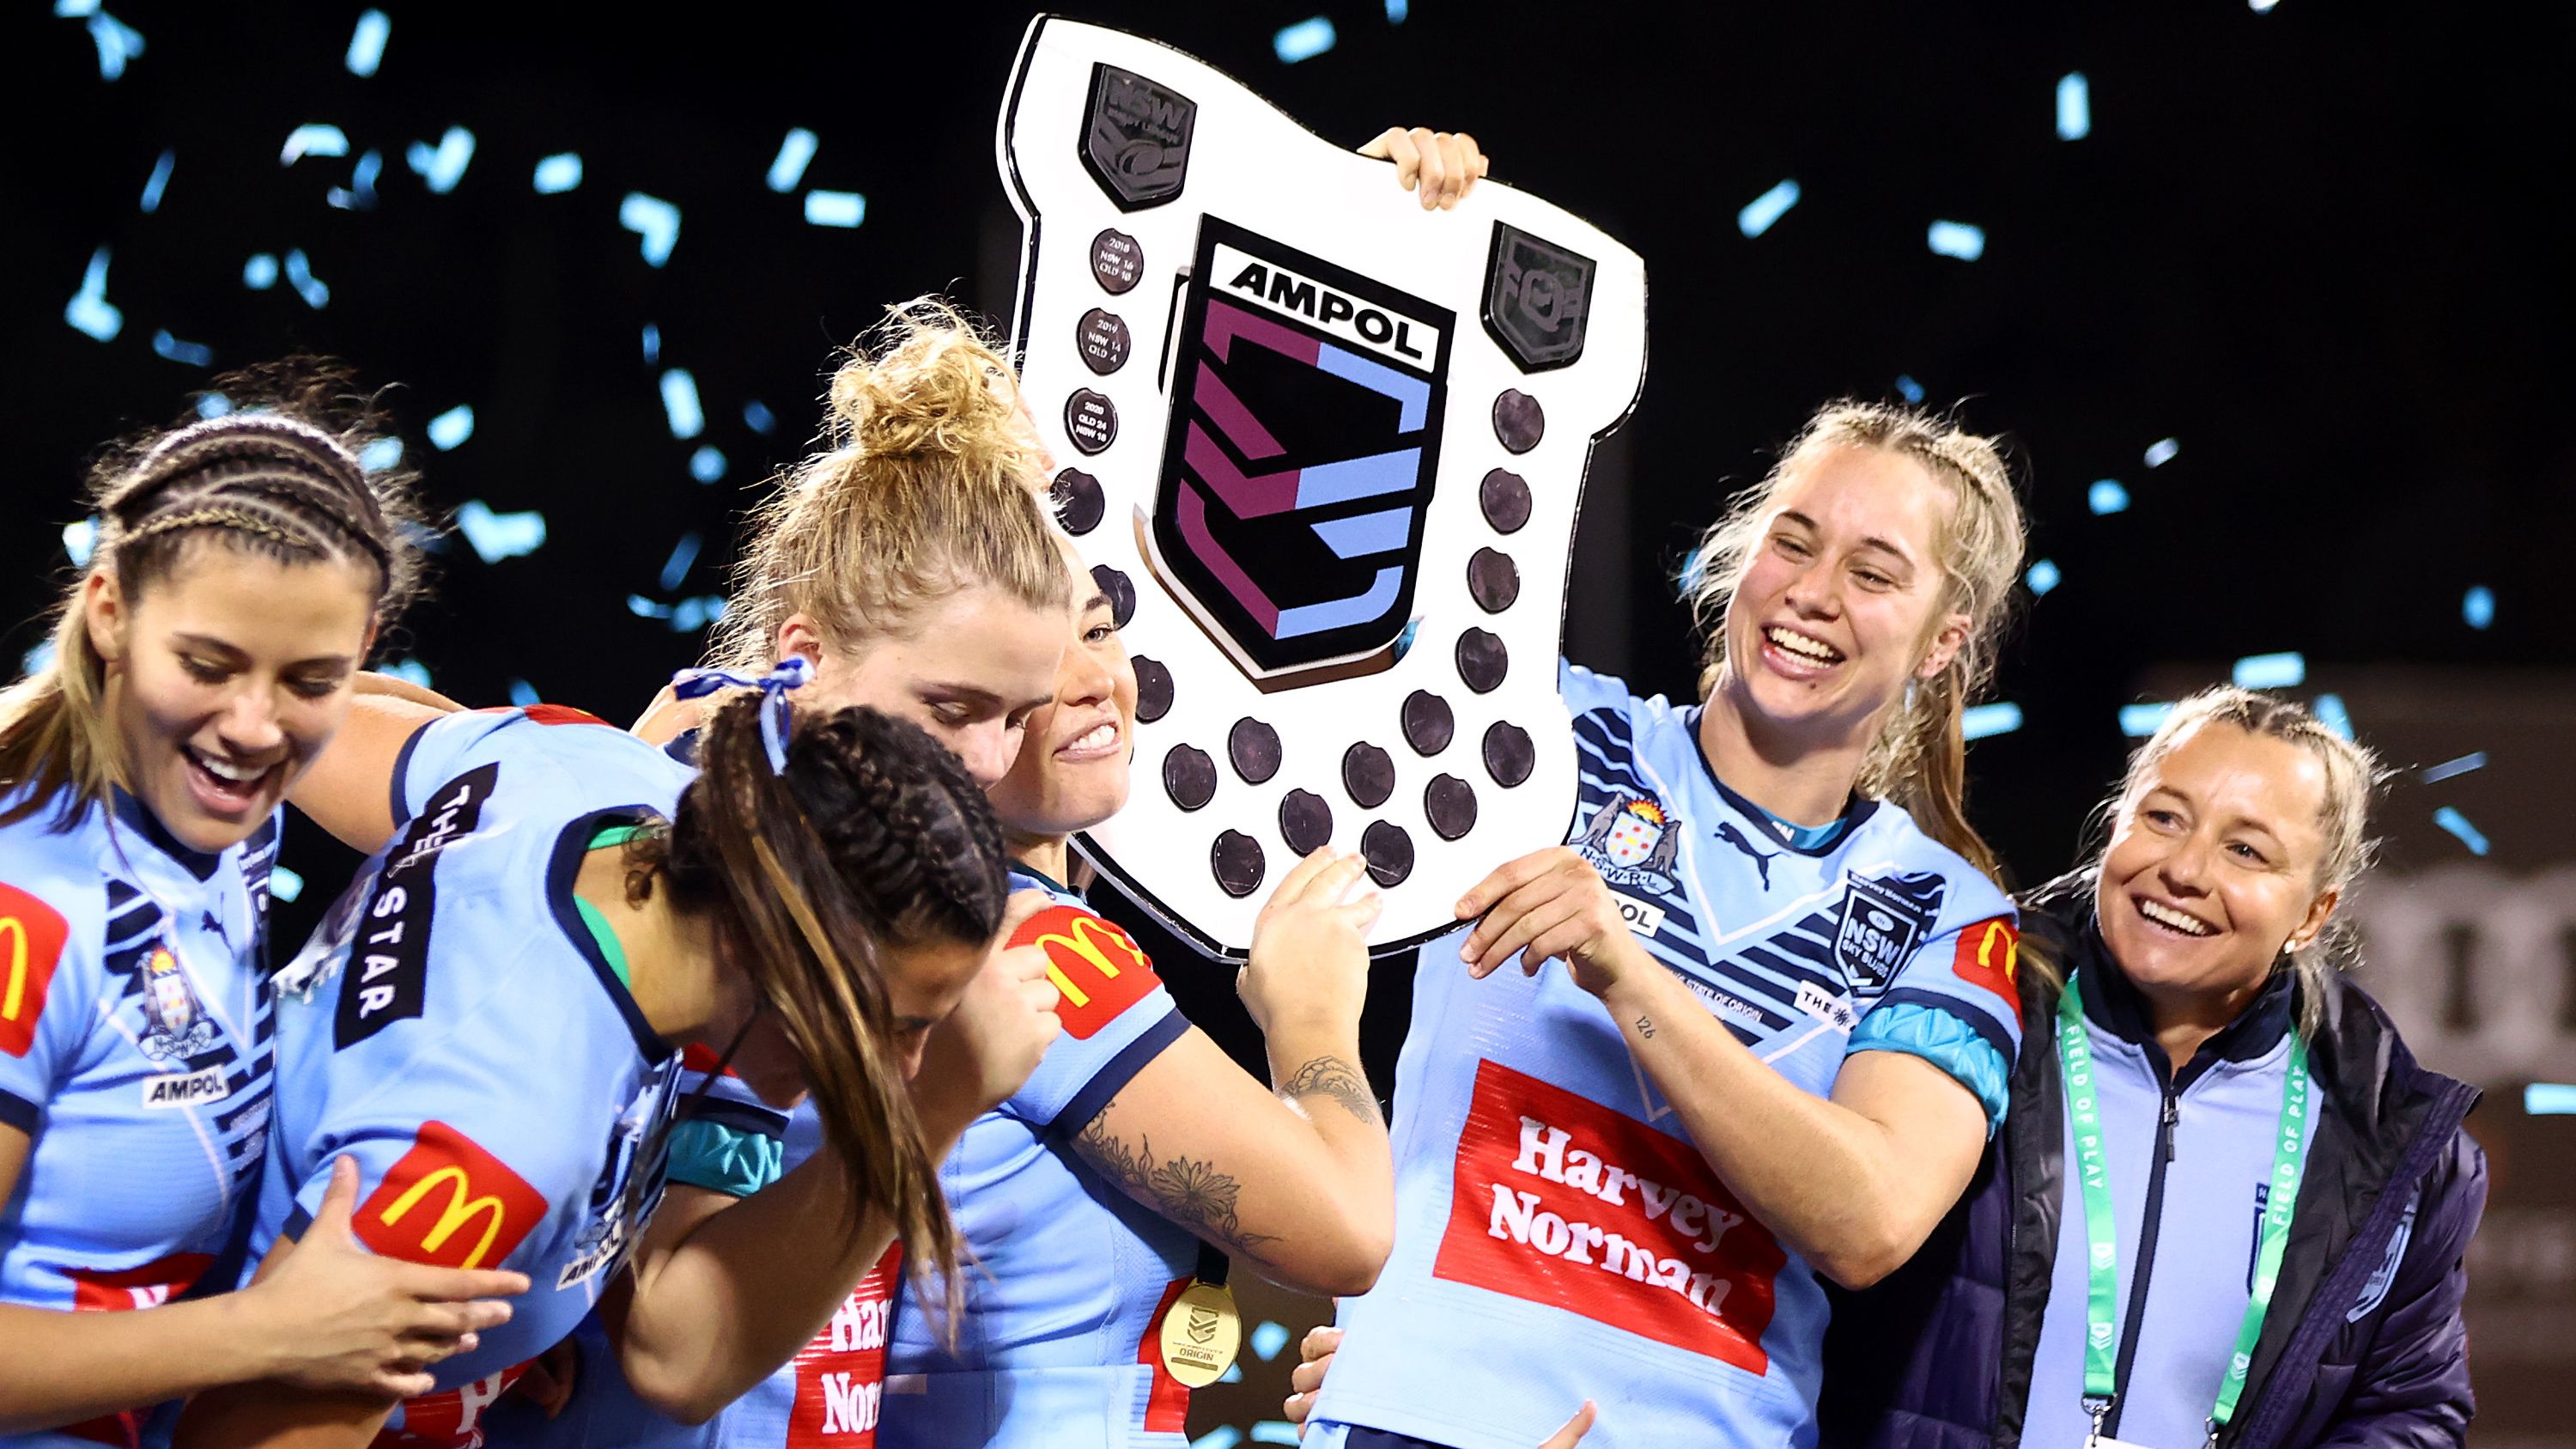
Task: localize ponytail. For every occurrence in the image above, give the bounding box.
[0,362,422,829]
[639,693,1010,1303]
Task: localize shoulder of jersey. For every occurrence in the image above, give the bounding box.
[1857,806,2015,929]
[1005,895,1163,1040]
[0,813,112,939]
[421,705,690,802]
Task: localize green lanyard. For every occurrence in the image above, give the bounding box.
[2056,972,2312,1447]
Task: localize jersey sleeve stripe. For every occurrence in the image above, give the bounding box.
[1044,1007,1188,1137]
[0,1086,36,1133]
[1868,985,2016,1067]
[681,1096,791,1142]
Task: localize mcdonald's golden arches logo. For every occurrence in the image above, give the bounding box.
[1009,904,1160,1039]
[0,883,70,1060]
[355,1120,548,1270]
[1949,916,2022,1025]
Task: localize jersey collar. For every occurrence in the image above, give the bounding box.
[110,787,223,881]
[546,806,677,1063]
[1681,706,1880,856]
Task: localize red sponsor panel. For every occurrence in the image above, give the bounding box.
[1133,1277,1194,1434]
[787,1244,904,1446]
[0,882,71,1058]
[679,1042,742,1077]
[59,1253,219,1447]
[1432,1059,1787,1374]
[383,1361,532,1449]
[355,1121,547,1270]
[1010,905,1159,1040]
[1949,916,2021,1024]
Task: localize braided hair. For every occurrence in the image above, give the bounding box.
[0,362,425,829]
[634,694,1010,1303]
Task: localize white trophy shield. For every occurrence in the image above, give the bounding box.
[998,15,1647,959]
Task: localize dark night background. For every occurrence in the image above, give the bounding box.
[3,3,2570,1441]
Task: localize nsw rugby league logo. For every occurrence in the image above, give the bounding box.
[1572,795,1683,894]
[1145,219,1454,684]
[1832,871,1947,998]
[1082,64,1195,210]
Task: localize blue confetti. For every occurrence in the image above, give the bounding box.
[805,190,866,228]
[2119,702,2173,738]
[2463,586,2494,630]
[2057,72,2090,141]
[2250,0,2279,10]
[453,500,547,563]
[139,148,173,211]
[1274,16,1336,63]
[660,369,704,439]
[1962,702,2023,740]
[381,658,432,689]
[1927,220,1985,261]
[282,248,329,308]
[359,436,404,472]
[2312,692,2354,740]
[689,445,726,484]
[1251,1320,1291,1361]
[2087,479,2129,515]
[768,129,818,192]
[62,519,96,567]
[53,1,99,15]
[243,253,279,289]
[621,192,681,266]
[2420,752,2486,784]
[151,330,212,367]
[64,247,121,342]
[2143,436,2179,468]
[659,533,702,591]
[84,10,143,81]
[1250,1425,1301,1446]
[507,679,541,708]
[328,149,384,210]
[21,641,57,678]
[1394,618,1420,661]
[532,152,583,194]
[743,399,776,435]
[641,323,662,364]
[670,596,728,632]
[2525,1084,2576,1116]
[406,127,476,193]
[196,393,231,419]
[2026,558,2062,597]
[428,405,476,451]
[1190,1432,1243,1449]
[281,124,349,164]
[1218,1362,1243,1384]
[2232,651,2306,690]
[270,866,305,904]
[2432,807,2488,857]
[1388,0,1408,18]
[1894,374,1925,405]
[1736,179,1800,239]
[626,595,674,620]
[345,9,390,76]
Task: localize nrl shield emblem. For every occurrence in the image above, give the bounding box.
[1000,17,1646,957]
[1832,870,1947,997]
[1146,220,1452,679]
[1483,223,1596,373]
[1081,64,1195,211]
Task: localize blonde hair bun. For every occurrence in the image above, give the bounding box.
[825,299,1044,487]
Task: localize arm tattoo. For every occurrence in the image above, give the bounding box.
[1279,1055,1382,1126]
[1636,1015,1656,1038]
[1074,1104,1281,1264]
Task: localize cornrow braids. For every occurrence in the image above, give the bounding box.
[0,361,428,829]
[637,696,1009,1312]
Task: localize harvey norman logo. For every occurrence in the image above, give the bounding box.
[1213,241,1443,370]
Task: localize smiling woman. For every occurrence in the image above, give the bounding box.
[0,371,544,1448]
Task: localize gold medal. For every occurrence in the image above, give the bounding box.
[1156,1278,1241,1388]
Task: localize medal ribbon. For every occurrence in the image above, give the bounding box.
[2055,971,2311,1444]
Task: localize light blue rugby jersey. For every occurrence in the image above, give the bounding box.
[585,864,1200,1449]
[254,707,691,1449]
[0,792,277,1449]
[1309,663,2023,1449]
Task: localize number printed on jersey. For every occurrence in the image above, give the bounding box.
[1433,1058,1787,1373]
[1012,904,1160,1039]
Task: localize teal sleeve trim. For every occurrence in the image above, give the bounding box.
[665,1117,786,1197]
[1848,1002,2012,1134]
